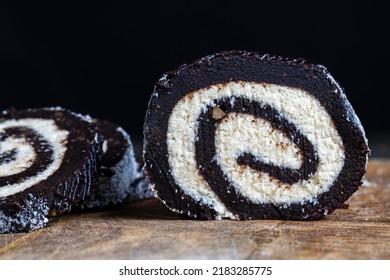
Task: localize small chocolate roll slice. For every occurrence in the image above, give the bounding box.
[0,107,103,233]
[143,51,370,220]
[78,120,147,209]
[127,165,153,203]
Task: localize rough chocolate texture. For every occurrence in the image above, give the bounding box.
[0,108,103,232]
[95,119,129,168]
[75,119,153,210]
[75,119,140,209]
[143,50,370,220]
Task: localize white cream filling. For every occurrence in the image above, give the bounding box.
[167,81,345,218]
[0,119,69,198]
[215,113,302,170]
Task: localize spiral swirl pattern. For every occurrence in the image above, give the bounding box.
[0,118,68,198]
[167,82,344,218]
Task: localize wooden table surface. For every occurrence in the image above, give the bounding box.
[0,159,389,260]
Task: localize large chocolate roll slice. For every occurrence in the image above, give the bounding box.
[144,51,370,220]
[78,120,150,209]
[0,108,102,233]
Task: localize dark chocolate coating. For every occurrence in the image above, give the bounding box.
[143,50,370,220]
[0,108,103,232]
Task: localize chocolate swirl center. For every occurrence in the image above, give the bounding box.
[0,118,68,198]
[0,127,54,187]
[195,97,319,216]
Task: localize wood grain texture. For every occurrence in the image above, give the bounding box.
[0,159,389,260]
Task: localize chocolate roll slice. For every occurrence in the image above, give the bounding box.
[0,108,103,233]
[78,120,149,209]
[144,51,370,220]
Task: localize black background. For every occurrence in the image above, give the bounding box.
[1,1,388,157]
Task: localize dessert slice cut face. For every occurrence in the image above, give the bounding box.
[144,51,370,220]
[0,108,102,233]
